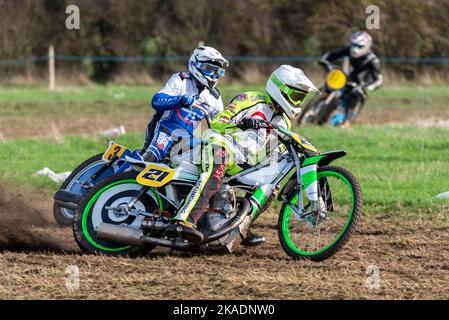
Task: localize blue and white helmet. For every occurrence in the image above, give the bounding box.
[188,46,229,88]
[350,31,372,58]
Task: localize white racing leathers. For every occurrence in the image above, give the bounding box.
[142,71,223,162]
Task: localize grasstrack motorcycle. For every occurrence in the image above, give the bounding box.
[73,120,362,261]
[298,61,366,126]
[53,104,211,226]
[52,141,136,226]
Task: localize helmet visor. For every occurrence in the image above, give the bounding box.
[193,61,226,79]
[351,42,365,49]
[271,74,317,107]
[285,87,308,105]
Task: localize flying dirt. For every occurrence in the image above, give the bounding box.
[0,183,74,252]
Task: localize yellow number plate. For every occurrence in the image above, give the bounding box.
[136,164,175,187]
[102,141,127,162]
[325,69,347,90]
[292,133,319,153]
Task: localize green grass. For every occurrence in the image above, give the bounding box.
[301,125,449,216]
[0,134,142,191]
[0,125,448,216]
[0,84,448,217]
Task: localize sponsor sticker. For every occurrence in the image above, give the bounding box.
[156,132,171,150]
[235,94,247,101]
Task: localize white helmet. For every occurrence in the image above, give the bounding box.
[350,31,372,58]
[188,46,229,88]
[266,65,319,119]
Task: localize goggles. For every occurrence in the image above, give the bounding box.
[191,61,226,79]
[270,74,317,106]
[351,42,365,49]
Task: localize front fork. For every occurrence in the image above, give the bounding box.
[78,155,119,190]
[90,154,119,182]
[289,147,320,220]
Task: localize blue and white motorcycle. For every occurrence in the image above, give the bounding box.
[53,105,210,226]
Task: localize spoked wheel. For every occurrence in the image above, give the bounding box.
[73,172,163,256]
[278,166,362,261]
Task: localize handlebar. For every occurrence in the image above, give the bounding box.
[318,59,334,72]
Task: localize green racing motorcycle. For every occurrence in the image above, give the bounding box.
[73,120,362,261]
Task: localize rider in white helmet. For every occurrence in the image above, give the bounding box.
[166,65,319,245]
[140,46,228,163]
[320,31,383,126]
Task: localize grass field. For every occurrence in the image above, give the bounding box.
[0,126,448,217]
[0,84,448,299]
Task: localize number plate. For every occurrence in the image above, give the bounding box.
[325,69,347,90]
[136,164,175,187]
[102,141,128,162]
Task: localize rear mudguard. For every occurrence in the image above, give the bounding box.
[278,150,346,201]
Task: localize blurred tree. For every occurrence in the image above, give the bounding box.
[0,0,447,82]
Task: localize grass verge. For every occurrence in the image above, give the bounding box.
[0,125,448,217]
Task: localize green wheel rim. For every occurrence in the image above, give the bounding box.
[281,170,354,256]
[82,179,162,252]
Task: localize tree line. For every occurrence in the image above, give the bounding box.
[0,0,448,82]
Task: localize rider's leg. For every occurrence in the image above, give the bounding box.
[167,137,230,243]
[331,92,349,126]
[344,89,362,122]
[140,124,175,163]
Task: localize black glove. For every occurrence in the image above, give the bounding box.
[351,85,366,97]
[238,118,260,130]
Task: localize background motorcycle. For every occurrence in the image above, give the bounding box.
[298,61,366,126]
[73,120,362,261]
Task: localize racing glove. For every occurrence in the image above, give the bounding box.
[238,118,261,130]
[352,85,366,98]
[180,94,198,107]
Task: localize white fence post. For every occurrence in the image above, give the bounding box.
[49,44,55,91]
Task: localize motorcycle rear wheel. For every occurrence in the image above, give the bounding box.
[73,171,163,256]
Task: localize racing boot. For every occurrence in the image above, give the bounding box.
[240,228,266,247]
[165,220,204,244]
[341,120,351,129]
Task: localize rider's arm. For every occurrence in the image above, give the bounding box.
[321,46,351,64]
[364,57,383,92]
[151,74,191,111]
[207,93,224,119]
[211,108,240,133]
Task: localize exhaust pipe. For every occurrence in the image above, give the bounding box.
[97,223,190,249]
[97,197,252,248]
[97,223,145,246]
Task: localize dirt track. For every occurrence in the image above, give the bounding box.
[2,106,449,141]
[0,183,448,299]
[1,106,449,299]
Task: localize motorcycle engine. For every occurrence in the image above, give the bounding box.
[205,184,236,233]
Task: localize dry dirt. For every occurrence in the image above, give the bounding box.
[0,115,150,141]
[2,106,449,141]
[0,183,448,300]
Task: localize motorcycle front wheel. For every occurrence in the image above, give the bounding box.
[54,153,106,226]
[278,166,362,261]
